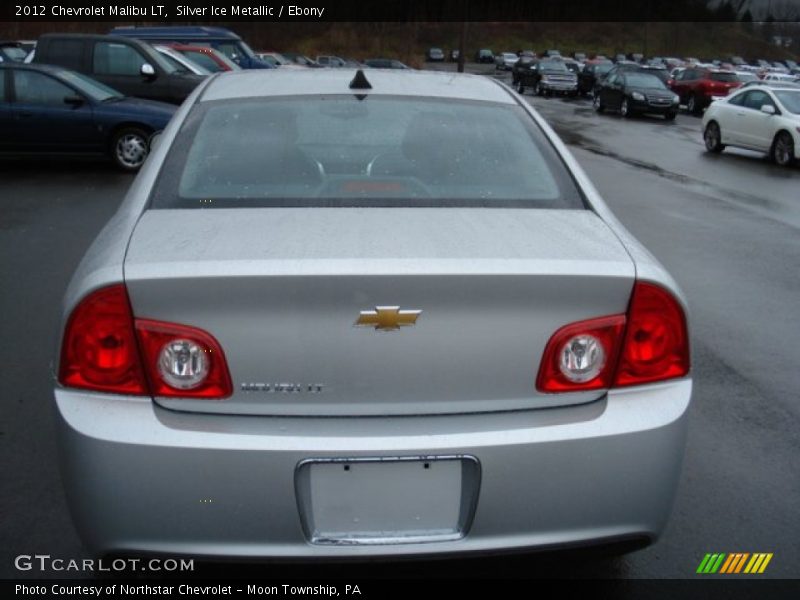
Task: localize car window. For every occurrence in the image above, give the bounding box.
[57,70,122,101]
[151,96,585,210]
[47,40,83,71]
[743,90,774,110]
[606,73,618,84]
[13,70,74,105]
[182,50,223,72]
[93,42,147,76]
[709,72,737,82]
[727,91,746,106]
[1,46,27,62]
[213,43,242,63]
[159,52,190,74]
[774,90,800,114]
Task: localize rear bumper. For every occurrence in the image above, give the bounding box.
[55,379,691,558]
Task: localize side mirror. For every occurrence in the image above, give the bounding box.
[63,94,84,107]
[760,104,776,115]
[140,63,156,78]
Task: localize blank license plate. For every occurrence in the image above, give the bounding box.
[295,457,480,544]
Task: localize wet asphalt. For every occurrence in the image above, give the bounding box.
[0,66,798,582]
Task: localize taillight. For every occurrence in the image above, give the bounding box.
[536,315,626,392]
[136,319,232,398]
[59,284,232,398]
[59,284,148,395]
[614,282,690,387]
[536,281,689,392]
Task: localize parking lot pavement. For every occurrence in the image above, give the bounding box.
[1,78,798,580]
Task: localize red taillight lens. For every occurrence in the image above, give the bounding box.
[135,319,232,399]
[536,315,626,392]
[614,282,690,387]
[59,285,232,399]
[536,281,690,393]
[59,284,148,395]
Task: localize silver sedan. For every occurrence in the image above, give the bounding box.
[55,68,691,558]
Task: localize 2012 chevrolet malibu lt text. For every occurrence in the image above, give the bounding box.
[54,69,691,558]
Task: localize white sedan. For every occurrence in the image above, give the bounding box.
[702,84,800,166]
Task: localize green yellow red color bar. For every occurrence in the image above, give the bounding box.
[697,553,773,574]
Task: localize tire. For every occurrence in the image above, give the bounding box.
[771,131,796,167]
[620,98,632,118]
[664,112,677,121]
[687,94,702,116]
[110,127,150,172]
[593,94,604,113]
[703,121,725,153]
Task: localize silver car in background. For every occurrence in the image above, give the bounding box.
[55,69,691,558]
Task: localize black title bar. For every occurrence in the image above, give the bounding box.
[2,0,800,22]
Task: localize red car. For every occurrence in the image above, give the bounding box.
[166,44,240,73]
[669,67,741,115]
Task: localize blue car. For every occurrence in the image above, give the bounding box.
[0,64,176,171]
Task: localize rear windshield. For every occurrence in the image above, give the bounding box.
[150,96,585,209]
[709,72,738,82]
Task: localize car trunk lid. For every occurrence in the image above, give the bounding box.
[124,208,635,416]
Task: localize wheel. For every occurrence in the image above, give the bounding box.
[664,112,677,121]
[703,121,725,153]
[593,94,604,113]
[111,127,150,172]
[771,131,796,167]
[517,80,525,95]
[687,94,702,116]
[620,98,632,118]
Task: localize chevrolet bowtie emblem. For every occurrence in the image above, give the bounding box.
[355,306,422,332]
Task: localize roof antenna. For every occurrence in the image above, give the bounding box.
[349,69,372,90]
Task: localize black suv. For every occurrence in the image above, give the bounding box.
[34,34,204,104]
[517,59,578,97]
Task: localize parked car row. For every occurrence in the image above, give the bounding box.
[4,26,423,172]
[511,54,799,167]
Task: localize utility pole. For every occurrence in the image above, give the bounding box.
[458,21,467,73]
